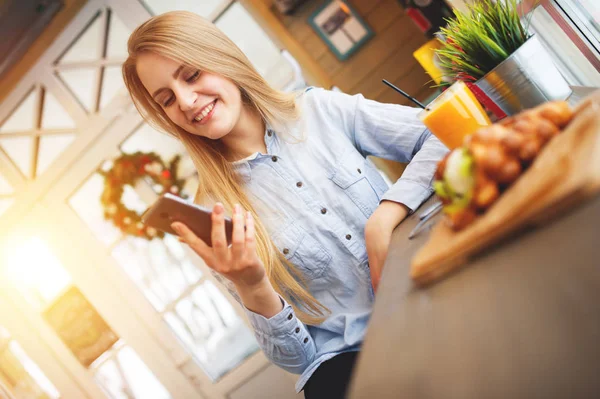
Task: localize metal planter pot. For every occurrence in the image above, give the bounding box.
[475,35,572,116]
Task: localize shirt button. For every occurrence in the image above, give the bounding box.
[287,314,293,320]
[267,130,273,137]
[295,327,300,333]
[271,156,278,162]
[303,337,309,344]
[357,168,362,174]
[283,248,290,255]
[345,234,352,240]
[296,181,303,188]
[320,208,327,214]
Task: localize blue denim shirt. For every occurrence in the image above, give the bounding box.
[212,87,447,392]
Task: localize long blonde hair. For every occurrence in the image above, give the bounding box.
[123,11,327,324]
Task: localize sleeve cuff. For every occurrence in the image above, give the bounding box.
[381,178,434,213]
[244,296,299,336]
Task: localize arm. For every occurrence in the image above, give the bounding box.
[306,88,448,290]
[174,204,316,374]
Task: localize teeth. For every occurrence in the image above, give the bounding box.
[194,101,215,122]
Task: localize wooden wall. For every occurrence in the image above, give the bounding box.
[272,0,438,180]
[274,0,436,106]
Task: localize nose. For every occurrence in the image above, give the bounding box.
[175,86,197,112]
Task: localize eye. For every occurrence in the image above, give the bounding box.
[161,95,174,108]
[185,70,200,83]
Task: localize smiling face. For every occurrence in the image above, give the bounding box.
[136,51,243,140]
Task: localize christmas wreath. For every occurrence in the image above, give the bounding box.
[100,151,188,240]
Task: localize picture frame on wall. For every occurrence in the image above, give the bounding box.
[308,1,374,61]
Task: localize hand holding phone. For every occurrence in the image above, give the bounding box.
[171,202,282,317]
[171,202,270,289]
[141,193,233,246]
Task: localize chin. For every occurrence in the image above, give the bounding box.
[199,127,230,141]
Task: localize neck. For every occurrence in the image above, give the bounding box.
[221,104,266,162]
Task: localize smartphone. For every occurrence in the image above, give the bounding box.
[141,193,233,246]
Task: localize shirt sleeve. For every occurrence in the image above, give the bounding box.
[210,270,316,374]
[307,87,449,212]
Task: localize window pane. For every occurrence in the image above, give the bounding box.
[0,332,60,399]
[58,13,103,64]
[164,281,258,380]
[0,137,33,178]
[41,91,76,130]
[69,171,122,247]
[57,68,98,112]
[557,0,600,45]
[100,66,126,110]
[120,124,185,163]
[37,134,76,176]
[106,11,131,59]
[141,0,228,18]
[0,89,36,134]
[110,229,258,380]
[111,235,202,312]
[529,6,600,86]
[92,342,171,399]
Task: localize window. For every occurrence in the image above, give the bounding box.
[1,237,171,399]
[0,326,60,399]
[556,0,600,48]
[528,0,600,87]
[70,122,259,381]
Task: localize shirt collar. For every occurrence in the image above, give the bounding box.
[231,125,278,183]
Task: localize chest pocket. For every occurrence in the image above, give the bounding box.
[272,221,332,280]
[329,149,390,217]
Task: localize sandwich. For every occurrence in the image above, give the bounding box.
[433,101,574,230]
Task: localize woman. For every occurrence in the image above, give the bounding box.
[123,11,446,398]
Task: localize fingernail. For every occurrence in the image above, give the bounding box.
[246,211,252,219]
[214,203,223,214]
[235,204,241,214]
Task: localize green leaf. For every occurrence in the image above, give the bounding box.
[434,0,535,83]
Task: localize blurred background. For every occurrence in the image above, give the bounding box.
[0,0,597,398]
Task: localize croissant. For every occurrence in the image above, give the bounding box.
[433,101,574,231]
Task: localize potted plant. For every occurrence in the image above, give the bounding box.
[435,0,571,116]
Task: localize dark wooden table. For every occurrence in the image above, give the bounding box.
[349,194,600,399]
[348,91,600,398]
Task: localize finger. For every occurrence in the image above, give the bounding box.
[231,204,245,260]
[211,203,228,261]
[244,211,256,254]
[172,222,215,267]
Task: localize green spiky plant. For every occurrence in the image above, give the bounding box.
[436,0,536,83]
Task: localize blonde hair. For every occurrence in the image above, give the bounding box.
[123,11,327,324]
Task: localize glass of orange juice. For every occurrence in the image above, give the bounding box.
[419,81,491,149]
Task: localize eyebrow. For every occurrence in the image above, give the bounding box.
[151,64,185,99]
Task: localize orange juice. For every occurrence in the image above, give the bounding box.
[419,81,491,149]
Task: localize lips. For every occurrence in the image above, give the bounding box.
[191,99,217,124]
